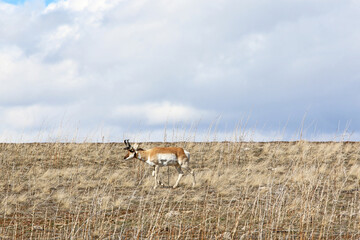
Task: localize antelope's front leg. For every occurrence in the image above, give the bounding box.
[153,165,161,189]
[152,166,156,177]
[173,165,184,188]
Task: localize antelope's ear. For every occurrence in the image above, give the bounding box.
[133,143,139,151]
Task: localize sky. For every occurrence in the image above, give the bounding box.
[0,0,359,142]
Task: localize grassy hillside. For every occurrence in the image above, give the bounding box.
[1,141,360,239]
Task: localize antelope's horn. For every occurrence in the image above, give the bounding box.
[124,139,131,149]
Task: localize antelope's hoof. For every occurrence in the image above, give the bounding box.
[157,181,165,187]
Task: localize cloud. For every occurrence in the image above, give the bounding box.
[46,0,120,12]
[0,0,359,141]
[0,46,86,105]
[2,105,55,128]
[114,101,214,126]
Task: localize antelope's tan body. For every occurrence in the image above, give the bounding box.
[140,147,189,166]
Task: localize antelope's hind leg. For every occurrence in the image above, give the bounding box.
[183,165,196,188]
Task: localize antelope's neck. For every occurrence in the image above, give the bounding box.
[136,151,147,162]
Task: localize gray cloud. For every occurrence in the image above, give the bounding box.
[0,0,359,141]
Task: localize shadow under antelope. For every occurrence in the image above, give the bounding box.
[123,140,196,189]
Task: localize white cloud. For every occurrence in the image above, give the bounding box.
[2,105,54,128]
[0,46,85,105]
[40,24,80,54]
[0,0,359,141]
[46,0,121,12]
[114,102,214,125]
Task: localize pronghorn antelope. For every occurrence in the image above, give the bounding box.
[123,140,196,189]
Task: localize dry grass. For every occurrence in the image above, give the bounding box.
[0,140,360,239]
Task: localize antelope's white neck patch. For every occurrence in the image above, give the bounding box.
[125,152,135,160]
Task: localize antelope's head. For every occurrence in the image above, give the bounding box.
[123,139,139,160]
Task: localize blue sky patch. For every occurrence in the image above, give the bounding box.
[1,0,56,5]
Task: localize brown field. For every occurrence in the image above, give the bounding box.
[1,141,360,239]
